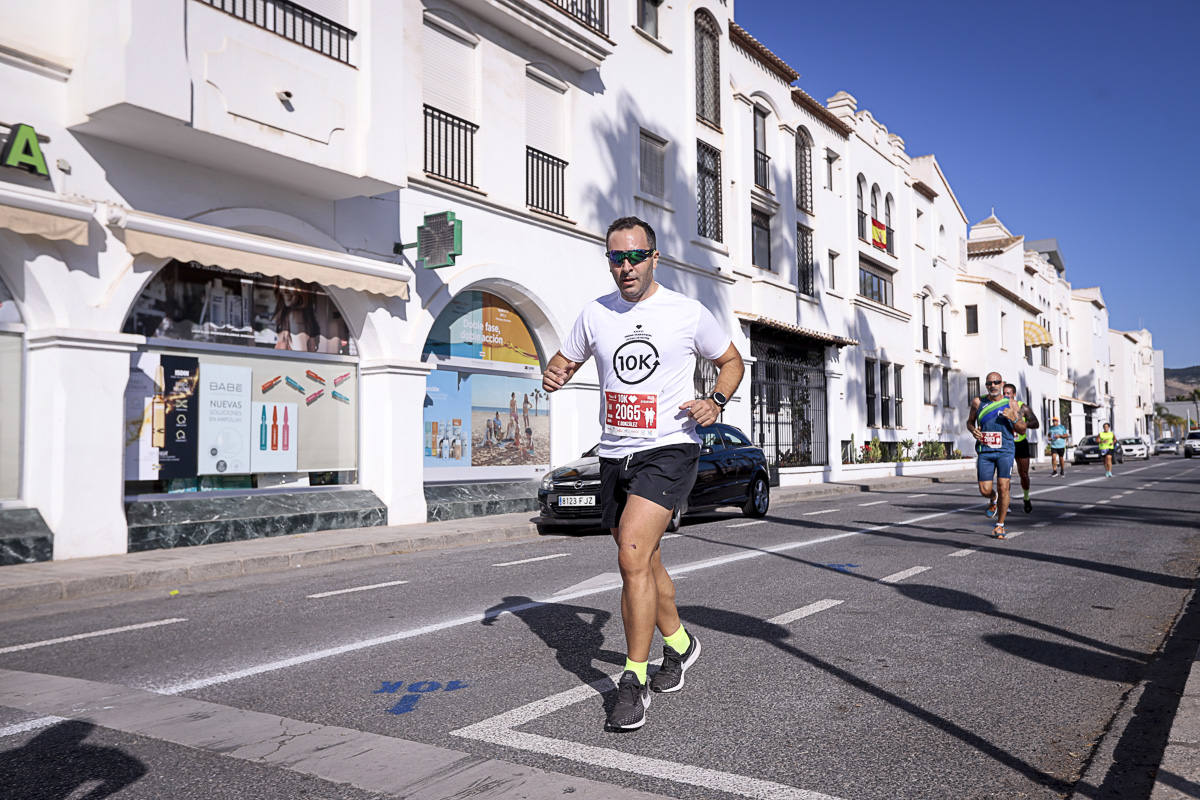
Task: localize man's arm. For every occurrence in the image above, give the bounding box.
[542,351,584,393]
[679,343,745,427]
[1022,405,1040,430]
[965,397,984,442]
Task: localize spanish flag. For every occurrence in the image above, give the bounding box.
[871,218,887,250]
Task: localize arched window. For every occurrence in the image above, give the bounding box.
[795,128,813,213]
[870,185,880,220]
[884,193,895,254]
[695,11,721,126]
[856,174,867,239]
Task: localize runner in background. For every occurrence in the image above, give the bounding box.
[1099,422,1117,478]
[1048,417,1069,476]
[541,216,744,731]
[1003,383,1041,512]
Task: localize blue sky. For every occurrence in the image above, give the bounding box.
[732,0,1200,368]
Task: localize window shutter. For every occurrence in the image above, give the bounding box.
[639,132,666,197]
[526,75,564,156]
[423,23,475,121]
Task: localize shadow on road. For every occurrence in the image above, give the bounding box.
[0,720,147,799]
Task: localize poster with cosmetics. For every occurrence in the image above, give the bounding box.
[250,401,298,472]
[197,363,252,476]
[123,352,199,481]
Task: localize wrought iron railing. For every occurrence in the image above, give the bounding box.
[754,150,770,191]
[697,141,723,241]
[545,0,608,34]
[922,325,930,350]
[941,330,948,356]
[526,147,568,217]
[197,0,356,64]
[424,106,479,188]
[751,333,828,472]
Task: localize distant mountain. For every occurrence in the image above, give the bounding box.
[1165,366,1200,400]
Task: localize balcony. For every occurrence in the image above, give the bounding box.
[425,106,479,188]
[66,0,403,199]
[465,0,613,72]
[547,0,608,34]
[526,147,568,217]
[754,150,770,191]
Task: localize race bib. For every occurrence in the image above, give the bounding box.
[604,391,657,438]
[982,431,1002,449]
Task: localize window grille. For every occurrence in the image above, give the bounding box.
[752,211,771,269]
[865,359,877,427]
[424,105,478,187]
[696,141,723,241]
[639,131,666,198]
[967,376,980,399]
[923,364,933,405]
[880,361,891,428]
[695,11,721,125]
[526,147,568,217]
[894,365,904,427]
[942,370,951,407]
[797,224,814,296]
[796,130,813,212]
[750,330,828,470]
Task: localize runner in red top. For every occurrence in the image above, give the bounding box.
[542,216,744,731]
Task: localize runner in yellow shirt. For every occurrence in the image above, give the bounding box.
[1098,422,1116,478]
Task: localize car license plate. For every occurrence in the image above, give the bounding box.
[558,495,595,507]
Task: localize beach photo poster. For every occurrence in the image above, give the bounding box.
[469,373,549,467]
[423,369,471,468]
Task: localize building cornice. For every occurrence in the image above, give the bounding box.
[728,21,799,84]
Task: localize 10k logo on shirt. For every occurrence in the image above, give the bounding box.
[612,337,660,385]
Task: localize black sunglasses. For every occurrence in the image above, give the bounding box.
[985,380,1003,385]
[605,249,654,266]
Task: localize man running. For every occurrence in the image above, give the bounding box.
[1003,383,1040,512]
[1048,416,1069,476]
[542,216,744,731]
[1099,422,1116,477]
[966,372,1027,538]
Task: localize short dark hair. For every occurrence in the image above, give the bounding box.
[1004,383,1017,393]
[606,216,656,251]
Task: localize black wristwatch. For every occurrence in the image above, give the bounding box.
[708,391,728,408]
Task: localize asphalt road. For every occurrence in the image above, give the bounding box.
[1,457,1198,800]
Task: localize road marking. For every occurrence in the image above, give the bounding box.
[1060,512,1077,518]
[1001,530,1025,539]
[0,618,187,655]
[768,599,844,626]
[307,580,408,599]
[858,500,887,506]
[1097,499,1111,504]
[879,566,930,584]
[662,533,682,540]
[948,548,978,557]
[803,509,839,516]
[453,668,849,800]
[728,520,766,528]
[1033,521,1050,528]
[0,669,659,800]
[492,553,570,567]
[907,493,928,499]
[1080,504,1096,510]
[552,573,621,598]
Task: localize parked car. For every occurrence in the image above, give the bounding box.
[1154,437,1180,455]
[1119,437,1149,460]
[535,423,770,534]
[1185,431,1200,459]
[1073,435,1125,465]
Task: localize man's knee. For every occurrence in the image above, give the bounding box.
[616,540,654,577]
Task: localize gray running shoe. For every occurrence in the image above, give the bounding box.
[650,635,702,693]
[607,670,650,730]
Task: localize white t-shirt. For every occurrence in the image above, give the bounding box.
[560,285,732,458]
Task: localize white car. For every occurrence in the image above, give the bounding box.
[1185,431,1200,458]
[1119,437,1149,460]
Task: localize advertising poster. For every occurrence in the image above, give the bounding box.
[197,363,252,475]
[250,401,298,473]
[424,291,538,366]
[423,369,471,468]
[125,352,161,481]
[255,363,355,471]
[470,373,548,467]
[157,355,199,479]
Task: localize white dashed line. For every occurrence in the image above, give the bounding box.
[492,553,570,567]
[0,618,187,655]
[1080,504,1096,510]
[858,500,887,507]
[728,520,766,528]
[307,580,409,599]
[1097,499,1111,504]
[768,599,844,625]
[948,548,978,558]
[907,493,928,499]
[1001,530,1025,539]
[1033,521,1050,528]
[1060,512,1078,519]
[662,533,682,540]
[879,566,930,584]
[803,509,839,516]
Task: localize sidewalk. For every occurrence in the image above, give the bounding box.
[0,471,968,612]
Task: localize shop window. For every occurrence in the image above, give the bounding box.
[123,260,355,355]
[422,291,548,477]
[122,262,358,496]
[0,279,22,500]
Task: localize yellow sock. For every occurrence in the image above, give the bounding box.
[624,658,648,684]
[663,625,691,654]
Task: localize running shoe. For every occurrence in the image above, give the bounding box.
[986,503,998,519]
[607,671,651,731]
[1106,472,1113,478]
[992,523,1007,539]
[1023,497,1032,514]
[651,635,702,693]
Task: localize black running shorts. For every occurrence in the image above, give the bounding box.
[1014,439,1032,460]
[598,443,700,529]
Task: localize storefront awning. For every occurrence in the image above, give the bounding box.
[0,182,93,246]
[1023,320,1053,347]
[108,207,413,299]
[735,311,859,347]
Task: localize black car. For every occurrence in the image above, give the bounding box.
[535,423,770,534]
[1073,435,1125,465]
